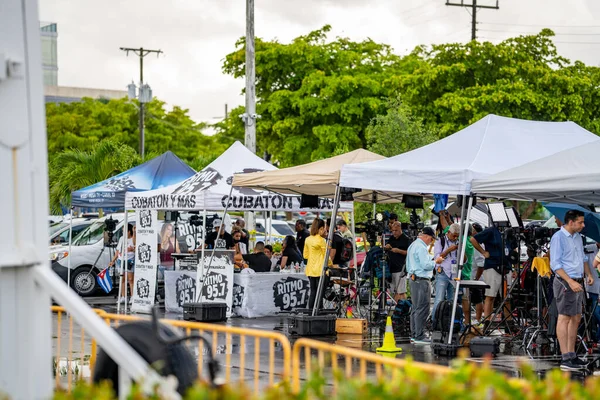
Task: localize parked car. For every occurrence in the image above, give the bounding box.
[254,218,297,244]
[50,214,133,296]
[49,217,96,246]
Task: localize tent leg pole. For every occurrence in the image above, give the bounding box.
[350,209,359,315]
[117,212,128,314]
[196,209,208,303]
[67,206,73,290]
[312,184,341,317]
[124,211,129,313]
[447,196,473,344]
[200,185,234,302]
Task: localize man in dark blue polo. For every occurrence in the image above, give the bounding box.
[550,209,594,371]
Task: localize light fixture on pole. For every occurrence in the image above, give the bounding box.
[126,81,153,160]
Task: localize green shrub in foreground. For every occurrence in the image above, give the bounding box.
[53,358,600,400]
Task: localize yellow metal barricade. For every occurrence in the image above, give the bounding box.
[291,337,451,393]
[51,306,291,396]
[52,306,531,396]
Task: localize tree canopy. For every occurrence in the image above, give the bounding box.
[48,140,142,213]
[394,29,600,136]
[46,97,224,162]
[218,27,600,168]
[219,25,412,166]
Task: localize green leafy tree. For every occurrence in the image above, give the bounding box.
[219,25,414,166]
[366,97,439,157]
[48,140,141,213]
[393,29,600,137]
[46,98,221,162]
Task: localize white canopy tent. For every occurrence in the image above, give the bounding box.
[125,141,350,212]
[338,114,600,341]
[339,114,600,198]
[471,140,600,205]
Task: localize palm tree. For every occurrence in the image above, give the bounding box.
[49,140,142,213]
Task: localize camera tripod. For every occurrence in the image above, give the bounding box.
[521,268,551,357]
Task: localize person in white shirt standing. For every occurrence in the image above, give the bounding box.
[109,223,135,303]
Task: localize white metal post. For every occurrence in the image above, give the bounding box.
[312,185,342,316]
[0,1,53,397]
[123,211,129,313]
[196,209,207,303]
[447,196,473,344]
[67,207,74,289]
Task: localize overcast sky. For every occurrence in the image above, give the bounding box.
[39,0,600,125]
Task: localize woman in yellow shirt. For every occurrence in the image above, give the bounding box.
[304,218,328,309]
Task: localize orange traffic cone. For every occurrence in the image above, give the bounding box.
[376,316,402,353]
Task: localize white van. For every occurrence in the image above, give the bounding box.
[49,217,96,246]
[50,214,132,296]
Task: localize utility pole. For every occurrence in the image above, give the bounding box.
[445,0,499,40]
[243,0,257,153]
[120,47,162,159]
[241,0,258,238]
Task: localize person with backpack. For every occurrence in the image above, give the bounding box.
[432,223,463,326]
[326,218,353,268]
[384,221,411,301]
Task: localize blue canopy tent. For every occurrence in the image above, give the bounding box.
[64,151,195,297]
[71,151,195,208]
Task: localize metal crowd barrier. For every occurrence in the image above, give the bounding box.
[291,337,451,393]
[52,307,530,397]
[51,306,291,396]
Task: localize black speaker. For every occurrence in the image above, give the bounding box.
[165,211,180,221]
[402,194,424,209]
[300,194,319,208]
[340,187,361,202]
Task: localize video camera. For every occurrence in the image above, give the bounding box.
[103,217,118,247]
[104,217,117,233]
[355,212,388,247]
[521,226,559,250]
[188,214,202,227]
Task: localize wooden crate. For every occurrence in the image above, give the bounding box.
[336,334,365,349]
[335,318,367,334]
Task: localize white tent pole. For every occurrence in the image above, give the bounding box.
[447,195,473,344]
[117,212,128,314]
[268,212,272,244]
[197,185,235,302]
[67,206,73,289]
[350,210,357,271]
[350,209,359,312]
[312,184,342,317]
[197,209,207,303]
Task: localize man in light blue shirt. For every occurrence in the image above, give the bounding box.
[550,209,594,371]
[407,227,444,342]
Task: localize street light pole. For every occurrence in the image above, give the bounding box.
[120,47,162,160]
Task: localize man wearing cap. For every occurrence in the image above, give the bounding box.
[406,227,445,343]
[204,219,234,250]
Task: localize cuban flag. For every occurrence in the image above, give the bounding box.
[97,267,113,293]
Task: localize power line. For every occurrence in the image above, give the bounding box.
[478,36,600,45]
[480,21,600,28]
[399,1,436,16]
[480,29,600,36]
[406,10,454,27]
